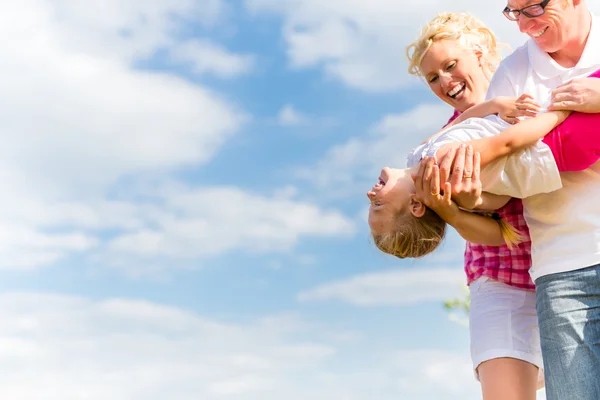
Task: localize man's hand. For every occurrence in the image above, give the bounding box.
[548,78,600,113]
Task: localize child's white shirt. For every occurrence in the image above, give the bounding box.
[406,114,562,199]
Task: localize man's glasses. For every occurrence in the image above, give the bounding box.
[503,0,552,21]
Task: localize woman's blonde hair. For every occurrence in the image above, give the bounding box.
[372,207,524,259]
[406,12,504,79]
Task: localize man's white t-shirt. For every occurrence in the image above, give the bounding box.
[485,14,600,281]
[406,115,562,198]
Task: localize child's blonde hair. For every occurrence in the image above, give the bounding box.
[372,207,524,259]
[372,207,446,259]
[406,12,504,78]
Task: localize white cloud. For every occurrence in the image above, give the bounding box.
[0,1,245,191]
[246,0,600,92]
[104,183,356,265]
[0,292,485,400]
[297,103,450,196]
[278,104,308,126]
[40,0,227,62]
[0,180,355,274]
[169,39,255,78]
[298,267,465,306]
[0,1,353,271]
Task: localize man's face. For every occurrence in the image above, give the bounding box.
[507,0,575,53]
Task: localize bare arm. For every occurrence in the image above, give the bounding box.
[445,100,497,128]
[436,110,571,169]
[414,158,506,246]
[419,100,499,145]
[474,192,511,211]
[447,95,541,128]
[446,209,506,246]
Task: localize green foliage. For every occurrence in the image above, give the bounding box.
[443,285,470,327]
[443,293,470,313]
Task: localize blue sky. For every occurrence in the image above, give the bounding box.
[4,1,600,398]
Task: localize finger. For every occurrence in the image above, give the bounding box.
[473,152,481,184]
[548,100,577,111]
[439,147,456,184]
[550,91,575,105]
[501,116,518,124]
[518,93,534,101]
[429,165,440,197]
[451,144,466,187]
[550,86,576,102]
[463,145,474,180]
[422,161,435,201]
[517,99,543,111]
[424,157,435,183]
[442,182,452,204]
[514,108,539,118]
[415,158,427,194]
[553,79,574,91]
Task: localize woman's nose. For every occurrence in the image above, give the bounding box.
[439,74,453,91]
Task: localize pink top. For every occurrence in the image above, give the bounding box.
[541,68,600,171]
[445,111,535,290]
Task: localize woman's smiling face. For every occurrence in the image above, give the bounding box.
[419,39,490,112]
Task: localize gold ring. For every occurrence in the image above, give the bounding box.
[463,174,472,179]
[430,191,439,196]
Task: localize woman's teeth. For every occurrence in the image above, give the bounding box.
[448,83,465,98]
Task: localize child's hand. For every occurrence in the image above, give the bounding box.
[494,94,542,124]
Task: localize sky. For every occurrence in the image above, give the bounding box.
[2,1,599,399]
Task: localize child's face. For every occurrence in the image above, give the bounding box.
[367,167,416,233]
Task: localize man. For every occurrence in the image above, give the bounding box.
[482,0,600,398]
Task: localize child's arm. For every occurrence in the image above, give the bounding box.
[445,100,498,127]
[436,110,571,169]
[472,192,511,211]
[420,100,500,145]
[446,94,541,128]
[446,208,507,246]
[422,95,539,145]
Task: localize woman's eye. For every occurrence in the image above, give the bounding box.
[446,62,456,70]
[428,76,438,83]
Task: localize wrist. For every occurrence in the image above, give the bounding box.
[487,98,500,114]
[454,195,482,210]
[470,196,484,210]
[435,203,461,225]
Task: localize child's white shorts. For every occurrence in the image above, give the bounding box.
[469,276,544,386]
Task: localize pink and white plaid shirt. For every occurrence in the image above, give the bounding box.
[445,111,535,290]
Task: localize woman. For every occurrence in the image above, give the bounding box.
[402,12,542,400]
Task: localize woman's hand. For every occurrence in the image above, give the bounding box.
[493,94,542,124]
[548,78,600,113]
[438,144,483,210]
[414,157,460,223]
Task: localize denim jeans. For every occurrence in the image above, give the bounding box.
[536,264,600,400]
